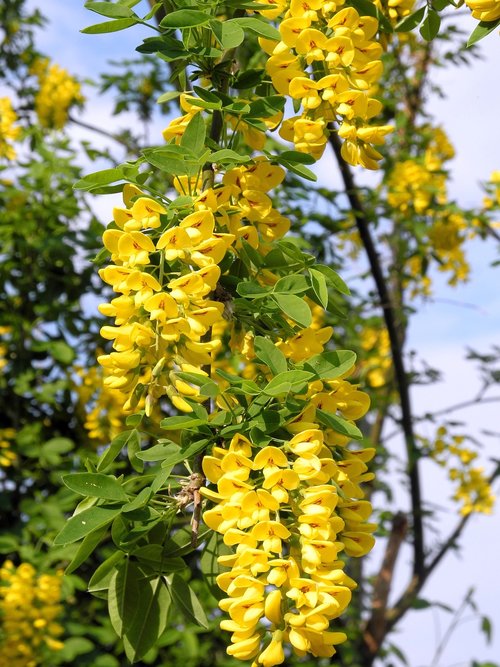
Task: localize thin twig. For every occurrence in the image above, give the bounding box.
[68,115,138,152]
[385,461,500,632]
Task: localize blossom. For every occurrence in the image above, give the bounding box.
[0,97,21,160]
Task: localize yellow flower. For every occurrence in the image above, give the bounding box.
[33,60,84,129]
[465,0,500,21]
[0,97,21,160]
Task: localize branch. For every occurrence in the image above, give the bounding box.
[363,512,408,655]
[68,115,138,152]
[423,394,500,420]
[329,131,425,579]
[385,461,500,632]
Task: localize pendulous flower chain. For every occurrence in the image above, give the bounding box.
[95,1,385,664]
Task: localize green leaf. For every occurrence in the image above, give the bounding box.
[65,524,109,574]
[56,637,95,662]
[192,85,224,108]
[108,558,142,637]
[121,487,153,513]
[308,268,329,308]
[98,429,140,472]
[126,430,143,473]
[279,160,317,181]
[314,264,350,295]
[160,9,210,28]
[233,68,264,89]
[160,439,210,468]
[210,149,251,164]
[85,2,135,18]
[42,437,74,455]
[254,336,287,375]
[160,415,204,430]
[133,546,186,573]
[142,146,203,177]
[210,19,245,49]
[157,91,181,104]
[74,167,124,191]
[263,370,314,396]
[49,340,76,364]
[248,95,285,117]
[277,150,316,165]
[168,574,209,629]
[481,615,493,644]
[236,281,272,298]
[200,531,232,600]
[180,113,206,154]
[303,350,357,379]
[175,371,219,395]
[0,535,18,554]
[136,442,180,462]
[316,409,363,440]
[467,18,500,47]
[271,294,312,328]
[231,17,281,41]
[273,274,309,294]
[395,6,426,31]
[54,506,123,545]
[123,576,170,662]
[81,17,138,33]
[215,371,261,395]
[88,551,125,592]
[62,473,129,501]
[411,598,432,609]
[419,9,441,40]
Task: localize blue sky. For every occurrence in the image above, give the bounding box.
[24,2,500,665]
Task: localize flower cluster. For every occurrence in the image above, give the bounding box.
[0,97,21,160]
[97,158,292,415]
[0,325,11,372]
[0,428,17,469]
[0,561,64,667]
[359,325,392,388]
[93,5,383,663]
[482,170,500,217]
[387,127,453,215]
[31,59,84,130]
[262,5,392,168]
[374,0,416,23]
[386,126,470,294]
[73,365,131,444]
[424,425,495,516]
[202,378,375,665]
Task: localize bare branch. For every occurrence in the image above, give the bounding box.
[385,461,500,632]
[328,131,425,580]
[364,512,408,655]
[68,115,139,153]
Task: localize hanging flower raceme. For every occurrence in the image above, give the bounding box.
[261,5,392,168]
[421,425,495,516]
[0,97,21,160]
[0,561,64,667]
[202,390,375,665]
[0,428,17,468]
[31,58,84,130]
[80,2,386,663]
[96,152,299,416]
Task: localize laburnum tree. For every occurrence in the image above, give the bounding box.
[1,0,500,666]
